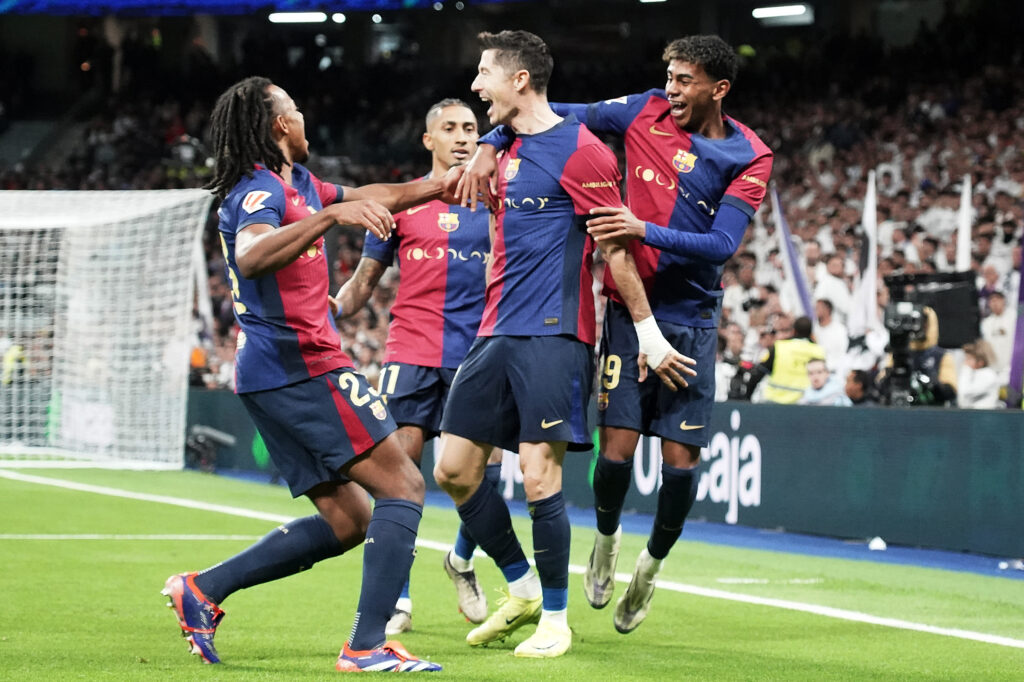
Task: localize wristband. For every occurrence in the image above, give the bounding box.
[633,316,673,370]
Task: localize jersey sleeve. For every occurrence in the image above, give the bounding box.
[559,141,623,214]
[235,174,287,232]
[361,222,397,264]
[720,149,773,217]
[552,90,658,136]
[642,202,750,265]
[478,125,515,151]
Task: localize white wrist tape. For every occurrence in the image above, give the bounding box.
[633,316,673,370]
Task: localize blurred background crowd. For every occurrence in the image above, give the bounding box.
[1,0,1021,408]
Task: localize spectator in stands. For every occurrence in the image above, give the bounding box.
[957,340,1001,409]
[798,358,852,406]
[981,290,1016,383]
[813,298,849,371]
[813,253,852,323]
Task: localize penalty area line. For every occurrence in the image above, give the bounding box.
[2,469,1021,650]
[0,533,263,541]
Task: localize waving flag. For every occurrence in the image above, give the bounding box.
[770,186,813,319]
[848,170,880,337]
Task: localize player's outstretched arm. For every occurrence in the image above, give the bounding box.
[235,200,394,280]
[329,257,387,318]
[343,166,465,214]
[455,144,499,211]
[600,240,697,391]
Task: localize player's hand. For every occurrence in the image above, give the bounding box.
[456,145,498,211]
[637,349,697,391]
[587,206,647,243]
[331,199,394,240]
[328,294,340,317]
[439,164,467,205]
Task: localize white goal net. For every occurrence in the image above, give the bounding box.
[0,190,213,468]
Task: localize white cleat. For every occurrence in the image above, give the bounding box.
[513,620,572,658]
[443,550,488,624]
[583,526,621,609]
[384,609,413,636]
[614,548,661,634]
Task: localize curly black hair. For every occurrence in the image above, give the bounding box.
[205,76,285,199]
[663,35,738,83]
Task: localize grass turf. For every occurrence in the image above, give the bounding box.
[1,468,1022,680]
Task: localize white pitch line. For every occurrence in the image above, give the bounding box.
[3,469,1022,650]
[0,534,262,541]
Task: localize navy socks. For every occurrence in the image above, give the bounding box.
[647,462,699,560]
[592,454,633,535]
[529,492,570,611]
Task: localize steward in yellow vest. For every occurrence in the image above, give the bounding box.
[750,316,826,404]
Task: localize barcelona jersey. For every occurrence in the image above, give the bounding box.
[362,185,490,369]
[216,163,351,393]
[554,90,773,328]
[481,115,622,345]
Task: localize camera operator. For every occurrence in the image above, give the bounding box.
[878,304,957,406]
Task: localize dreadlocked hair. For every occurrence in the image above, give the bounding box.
[205,76,286,199]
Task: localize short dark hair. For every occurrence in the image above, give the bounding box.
[663,35,738,83]
[478,30,553,93]
[425,98,473,130]
[793,316,814,339]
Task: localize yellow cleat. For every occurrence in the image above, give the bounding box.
[465,591,541,646]
[513,620,572,658]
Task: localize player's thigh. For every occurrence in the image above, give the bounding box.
[433,432,492,489]
[507,335,594,451]
[649,325,718,448]
[598,425,642,461]
[345,432,425,503]
[441,336,519,452]
[239,369,395,498]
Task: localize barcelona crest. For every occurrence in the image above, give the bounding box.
[504,158,521,181]
[370,400,387,421]
[672,149,698,174]
[597,392,609,411]
[437,212,460,232]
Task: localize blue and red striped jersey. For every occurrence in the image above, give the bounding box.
[554,90,773,328]
[216,163,352,393]
[481,115,622,345]
[361,187,490,369]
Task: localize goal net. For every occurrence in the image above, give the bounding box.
[0,190,213,469]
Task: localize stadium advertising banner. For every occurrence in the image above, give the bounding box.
[186,390,1023,557]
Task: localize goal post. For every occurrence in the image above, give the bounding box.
[0,190,214,469]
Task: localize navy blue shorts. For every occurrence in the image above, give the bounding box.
[596,301,716,447]
[377,362,458,438]
[442,335,594,452]
[240,368,397,497]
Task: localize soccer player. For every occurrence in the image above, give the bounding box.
[433,30,694,659]
[331,98,500,634]
[162,76,460,673]
[460,35,773,633]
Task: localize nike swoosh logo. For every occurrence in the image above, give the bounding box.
[679,421,703,431]
[541,419,564,429]
[406,204,430,215]
[649,124,673,137]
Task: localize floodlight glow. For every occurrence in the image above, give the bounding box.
[639,0,667,4]
[371,13,382,23]
[752,4,807,19]
[268,11,326,23]
[332,13,346,23]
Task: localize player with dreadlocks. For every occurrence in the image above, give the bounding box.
[162,76,459,673]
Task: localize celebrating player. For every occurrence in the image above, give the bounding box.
[331,98,500,635]
[461,35,773,634]
[162,76,460,673]
[433,30,693,659]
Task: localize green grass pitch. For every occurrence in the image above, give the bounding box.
[1,468,1022,680]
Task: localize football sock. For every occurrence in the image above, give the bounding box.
[452,463,501,566]
[456,475,530,585]
[529,492,570,611]
[593,454,633,536]
[398,578,411,602]
[647,462,699,560]
[540,608,568,629]
[194,514,343,604]
[348,498,422,651]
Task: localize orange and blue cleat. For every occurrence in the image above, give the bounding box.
[335,640,442,673]
[161,572,225,664]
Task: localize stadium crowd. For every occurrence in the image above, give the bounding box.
[2,2,1022,408]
